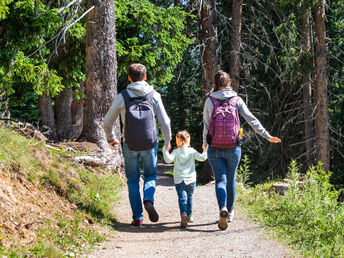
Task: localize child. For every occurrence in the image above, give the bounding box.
[163,130,207,228]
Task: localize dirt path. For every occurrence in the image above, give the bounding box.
[87,162,294,257]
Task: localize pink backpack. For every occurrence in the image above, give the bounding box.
[207,96,240,148]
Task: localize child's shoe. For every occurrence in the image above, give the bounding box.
[187,216,194,223]
[131,219,142,227]
[144,200,159,222]
[218,207,228,230]
[228,210,234,222]
[181,214,188,228]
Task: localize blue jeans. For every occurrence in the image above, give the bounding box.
[207,146,241,212]
[122,143,158,221]
[175,181,196,216]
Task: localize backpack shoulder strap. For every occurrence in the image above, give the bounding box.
[229,96,240,106]
[209,96,220,107]
[146,89,156,101]
[121,89,130,109]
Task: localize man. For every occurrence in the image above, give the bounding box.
[104,63,172,227]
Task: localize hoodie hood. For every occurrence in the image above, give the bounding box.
[210,88,237,100]
[127,81,154,96]
[176,147,193,165]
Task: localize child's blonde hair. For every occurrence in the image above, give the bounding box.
[176,130,190,147]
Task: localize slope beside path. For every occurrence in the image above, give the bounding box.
[87,162,294,257]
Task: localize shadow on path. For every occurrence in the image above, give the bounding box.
[115,220,264,235]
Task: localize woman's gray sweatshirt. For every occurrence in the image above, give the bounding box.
[103,81,172,145]
[203,88,272,147]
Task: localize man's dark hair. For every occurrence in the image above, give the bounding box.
[128,63,147,82]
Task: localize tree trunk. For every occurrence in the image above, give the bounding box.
[199,0,218,184]
[200,0,218,94]
[229,0,242,93]
[314,0,330,171]
[301,9,316,167]
[84,0,119,150]
[55,88,73,141]
[71,83,85,140]
[38,93,57,140]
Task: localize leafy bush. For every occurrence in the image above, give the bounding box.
[238,160,344,256]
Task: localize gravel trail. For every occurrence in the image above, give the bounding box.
[87,162,294,258]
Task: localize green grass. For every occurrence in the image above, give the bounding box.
[237,160,344,257]
[0,126,122,256]
[164,170,174,177]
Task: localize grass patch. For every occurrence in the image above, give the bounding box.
[237,160,344,257]
[0,126,122,255]
[164,170,174,177]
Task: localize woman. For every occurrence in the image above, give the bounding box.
[202,70,281,230]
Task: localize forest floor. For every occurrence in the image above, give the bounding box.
[87,162,297,258]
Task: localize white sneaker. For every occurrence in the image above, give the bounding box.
[187,216,194,222]
[228,210,234,222]
[218,207,228,230]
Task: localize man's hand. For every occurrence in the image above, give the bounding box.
[268,137,281,143]
[109,139,119,149]
[202,144,207,151]
[165,144,172,151]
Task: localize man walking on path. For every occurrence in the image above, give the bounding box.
[104,63,172,227]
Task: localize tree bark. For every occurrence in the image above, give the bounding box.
[314,0,330,171]
[38,93,57,140]
[200,0,218,94]
[199,0,218,184]
[55,88,73,141]
[301,9,316,167]
[229,0,242,93]
[84,0,119,150]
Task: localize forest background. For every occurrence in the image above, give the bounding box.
[0,0,343,186]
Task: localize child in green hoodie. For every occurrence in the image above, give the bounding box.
[163,131,207,228]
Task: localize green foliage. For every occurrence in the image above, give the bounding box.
[327,0,344,182]
[238,161,344,256]
[116,0,193,88]
[0,0,13,19]
[236,155,252,187]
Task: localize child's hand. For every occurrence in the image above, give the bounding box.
[202,144,207,151]
[165,144,172,151]
[268,137,281,143]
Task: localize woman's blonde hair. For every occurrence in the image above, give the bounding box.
[176,130,190,147]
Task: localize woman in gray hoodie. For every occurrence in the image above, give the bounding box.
[202,70,281,230]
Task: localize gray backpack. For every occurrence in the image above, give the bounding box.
[121,89,157,151]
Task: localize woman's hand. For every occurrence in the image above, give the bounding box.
[202,144,207,151]
[268,137,281,143]
[109,139,119,149]
[165,144,172,151]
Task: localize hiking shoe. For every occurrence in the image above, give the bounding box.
[228,210,234,222]
[131,220,142,227]
[187,216,194,223]
[181,214,188,228]
[144,201,159,222]
[218,207,228,230]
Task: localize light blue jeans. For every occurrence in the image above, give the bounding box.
[175,181,196,216]
[207,146,241,212]
[122,143,158,221]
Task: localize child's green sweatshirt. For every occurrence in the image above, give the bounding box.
[163,147,207,184]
